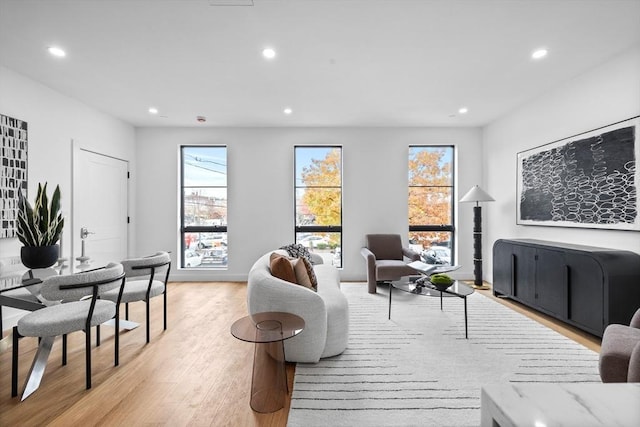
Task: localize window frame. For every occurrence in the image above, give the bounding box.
[179,145,228,269]
[408,145,456,264]
[294,145,343,267]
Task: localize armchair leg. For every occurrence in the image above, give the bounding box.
[368,280,380,294]
[96,325,100,347]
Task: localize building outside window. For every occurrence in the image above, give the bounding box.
[180,146,227,268]
[295,146,342,267]
[408,145,455,266]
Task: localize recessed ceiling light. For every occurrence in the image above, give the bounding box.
[148,107,158,115]
[283,107,293,115]
[262,47,276,59]
[47,46,66,58]
[458,107,468,114]
[531,48,548,60]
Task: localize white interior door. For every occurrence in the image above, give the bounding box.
[72,147,128,270]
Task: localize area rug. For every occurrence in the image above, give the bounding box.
[287,283,600,427]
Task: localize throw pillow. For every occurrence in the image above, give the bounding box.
[300,256,318,289]
[279,243,312,262]
[292,258,315,290]
[269,252,297,284]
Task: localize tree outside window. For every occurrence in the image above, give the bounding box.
[408,146,455,265]
[295,146,342,267]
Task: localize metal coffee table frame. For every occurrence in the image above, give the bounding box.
[389,276,474,338]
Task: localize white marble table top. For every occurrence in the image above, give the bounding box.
[481,382,640,427]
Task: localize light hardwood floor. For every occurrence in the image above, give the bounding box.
[0,281,600,426]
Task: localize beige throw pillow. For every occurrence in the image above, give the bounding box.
[269,252,317,291]
[293,257,315,290]
[269,252,297,284]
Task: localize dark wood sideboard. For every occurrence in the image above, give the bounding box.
[492,239,640,337]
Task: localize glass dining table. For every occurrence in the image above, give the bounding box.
[0,265,63,400]
[0,261,134,400]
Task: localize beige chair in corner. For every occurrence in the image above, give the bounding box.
[599,308,640,383]
[360,234,420,294]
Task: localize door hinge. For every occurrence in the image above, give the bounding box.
[127,171,130,179]
[127,216,130,224]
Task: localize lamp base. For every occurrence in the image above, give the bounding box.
[470,283,491,290]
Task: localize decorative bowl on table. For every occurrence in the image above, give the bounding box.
[429,274,453,291]
[431,282,453,291]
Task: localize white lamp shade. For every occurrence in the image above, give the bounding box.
[460,185,495,203]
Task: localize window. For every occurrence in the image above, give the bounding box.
[180,146,227,269]
[408,146,455,265]
[295,146,342,267]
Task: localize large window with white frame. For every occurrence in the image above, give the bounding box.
[408,145,455,266]
[294,146,342,267]
[180,146,227,269]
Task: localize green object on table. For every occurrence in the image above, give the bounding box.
[430,273,453,285]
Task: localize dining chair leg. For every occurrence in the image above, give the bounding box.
[62,334,67,365]
[125,303,129,320]
[146,299,150,343]
[114,309,120,366]
[163,290,167,331]
[85,328,92,390]
[12,326,19,397]
[96,325,101,347]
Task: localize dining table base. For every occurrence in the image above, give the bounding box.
[14,334,55,401]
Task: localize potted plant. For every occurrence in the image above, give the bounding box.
[16,182,64,269]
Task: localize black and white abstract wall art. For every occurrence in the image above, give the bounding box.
[1,114,28,239]
[517,117,639,231]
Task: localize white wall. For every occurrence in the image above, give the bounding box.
[483,45,640,282]
[0,66,136,331]
[135,127,483,282]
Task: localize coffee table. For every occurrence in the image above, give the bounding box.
[389,276,474,338]
[230,311,304,413]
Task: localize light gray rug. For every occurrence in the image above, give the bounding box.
[287,283,600,427]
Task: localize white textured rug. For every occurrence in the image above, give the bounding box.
[287,283,600,427]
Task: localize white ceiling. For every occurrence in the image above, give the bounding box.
[1,0,639,128]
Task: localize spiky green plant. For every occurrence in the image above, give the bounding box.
[16,183,64,247]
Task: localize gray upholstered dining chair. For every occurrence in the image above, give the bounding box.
[12,262,125,397]
[360,234,420,294]
[101,251,171,343]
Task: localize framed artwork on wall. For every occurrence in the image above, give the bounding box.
[517,116,639,231]
[0,114,28,239]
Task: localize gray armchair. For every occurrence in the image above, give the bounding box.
[360,234,420,294]
[599,308,640,382]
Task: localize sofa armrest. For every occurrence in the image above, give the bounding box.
[247,270,328,362]
[630,308,640,329]
[629,341,640,382]
[360,247,375,262]
[402,247,420,261]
